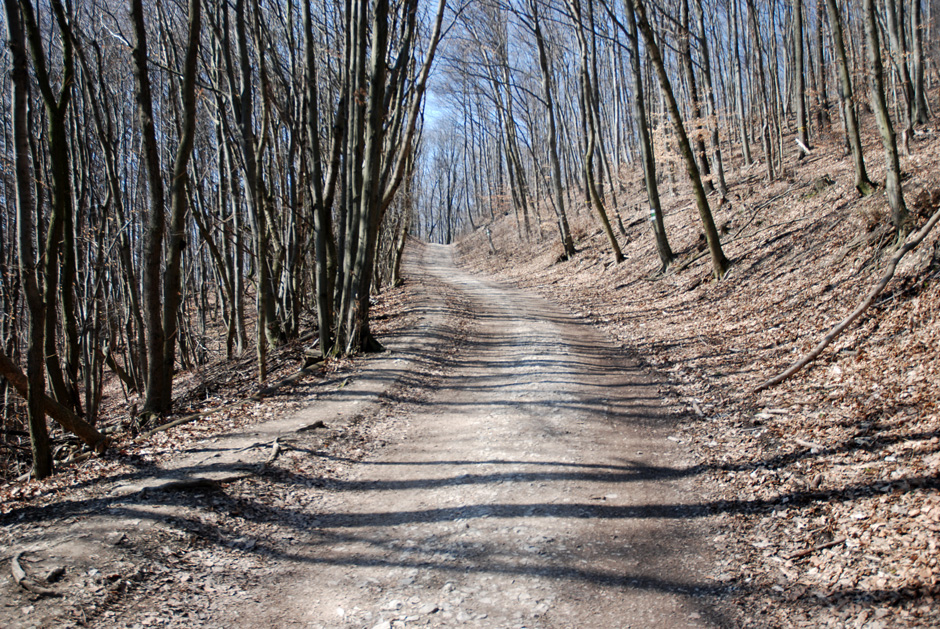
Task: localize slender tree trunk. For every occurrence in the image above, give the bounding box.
[161,0,202,408]
[679,0,714,192]
[910,0,929,124]
[567,0,623,263]
[731,0,753,165]
[793,0,811,155]
[337,0,445,353]
[304,0,337,356]
[694,0,728,195]
[863,0,910,237]
[884,0,914,144]
[20,0,79,415]
[634,0,729,279]
[825,0,876,195]
[4,0,51,478]
[816,0,831,129]
[531,0,576,259]
[621,0,672,269]
[746,0,775,180]
[131,0,170,415]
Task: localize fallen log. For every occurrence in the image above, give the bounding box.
[0,350,108,454]
[755,205,940,393]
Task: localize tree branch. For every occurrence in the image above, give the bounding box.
[755,205,940,393]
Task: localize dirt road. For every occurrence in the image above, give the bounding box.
[1,243,724,628]
[252,244,721,628]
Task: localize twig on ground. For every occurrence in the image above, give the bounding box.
[794,438,826,451]
[786,537,847,560]
[264,438,283,466]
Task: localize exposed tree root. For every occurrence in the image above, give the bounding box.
[11,553,61,598]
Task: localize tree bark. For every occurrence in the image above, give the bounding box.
[816,0,831,130]
[694,0,728,195]
[531,0,576,260]
[679,0,714,192]
[20,0,80,416]
[4,0,51,478]
[304,0,337,356]
[731,0,753,165]
[161,0,202,409]
[620,0,673,270]
[567,0,624,264]
[793,0,810,155]
[883,0,914,142]
[910,0,929,124]
[131,0,170,415]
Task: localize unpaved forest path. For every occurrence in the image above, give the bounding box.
[240,243,722,628]
[2,242,726,629]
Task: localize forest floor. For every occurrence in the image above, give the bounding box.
[456,127,940,627]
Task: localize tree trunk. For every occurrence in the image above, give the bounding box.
[793,0,810,155]
[825,0,876,196]
[634,0,729,279]
[161,0,202,409]
[131,0,170,415]
[746,0,775,181]
[567,0,623,264]
[531,0,576,260]
[679,0,714,192]
[304,0,339,356]
[910,0,929,124]
[731,0,753,165]
[4,0,51,478]
[694,0,728,195]
[863,0,910,237]
[621,0,673,270]
[883,0,914,142]
[20,0,80,416]
[816,0,831,130]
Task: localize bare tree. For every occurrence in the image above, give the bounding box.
[4,0,51,478]
[825,0,875,196]
[529,0,577,259]
[633,0,729,279]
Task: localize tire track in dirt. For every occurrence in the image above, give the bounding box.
[262,243,727,628]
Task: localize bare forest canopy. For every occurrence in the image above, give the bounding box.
[1,0,938,480]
